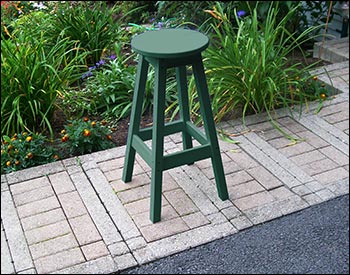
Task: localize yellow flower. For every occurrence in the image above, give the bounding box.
[26,136,33,142]
[83,129,91,137]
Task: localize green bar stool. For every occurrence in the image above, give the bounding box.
[122,28,228,223]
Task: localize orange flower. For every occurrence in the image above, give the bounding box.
[106,134,112,140]
[101,120,107,126]
[26,136,33,142]
[83,129,91,137]
[320,93,327,100]
[15,160,20,166]
[61,135,69,142]
[313,76,318,81]
[26,152,34,159]
[83,117,89,122]
[53,154,60,160]
[91,121,97,127]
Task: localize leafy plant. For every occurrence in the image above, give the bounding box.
[1,132,58,174]
[59,117,115,156]
[156,1,214,26]
[63,42,178,121]
[114,1,158,24]
[47,1,122,66]
[1,26,87,138]
[168,2,327,141]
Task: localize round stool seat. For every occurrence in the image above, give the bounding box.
[131,28,209,59]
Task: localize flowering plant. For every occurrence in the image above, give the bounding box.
[1,132,58,174]
[59,117,115,156]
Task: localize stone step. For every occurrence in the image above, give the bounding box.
[313,37,349,63]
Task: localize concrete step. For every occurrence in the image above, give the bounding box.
[313,37,349,63]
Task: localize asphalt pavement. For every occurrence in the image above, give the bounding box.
[122,194,349,274]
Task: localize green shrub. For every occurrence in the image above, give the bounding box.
[187,2,325,133]
[47,1,123,66]
[1,27,87,138]
[59,117,115,156]
[114,1,157,24]
[1,132,58,174]
[62,43,178,121]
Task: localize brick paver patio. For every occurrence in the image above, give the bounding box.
[1,57,349,274]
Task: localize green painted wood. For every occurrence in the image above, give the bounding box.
[138,120,184,141]
[131,135,152,167]
[192,54,229,201]
[123,29,229,223]
[176,66,193,153]
[163,145,211,170]
[185,121,208,145]
[150,59,166,223]
[122,55,149,183]
[131,29,209,59]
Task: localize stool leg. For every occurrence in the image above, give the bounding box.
[122,55,149,183]
[176,66,193,154]
[192,55,229,200]
[150,60,166,223]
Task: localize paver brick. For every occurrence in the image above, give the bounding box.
[225,150,259,170]
[98,157,125,172]
[181,211,210,229]
[58,191,88,218]
[69,214,102,245]
[132,204,178,228]
[206,212,228,225]
[312,167,349,184]
[117,184,150,204]
[163,188,199,216]
[220,206,242,220]
[25,219,71,245]
[297,130,329,148]
[244,202,283,225]
[289,150,326,166]
[110,173,151,193]
[228,180,264,199]
[162,172,180,191]
[319,146,349,166]
[301,158,339,176]
[230,215,253,231]
[233,191,275,211]
[226,170,254,186]
[247,166,283,190]
[51,255,117,274]
[21,208,66,231]
[10,176,50,195]
[139,217,189,243]
[34,247,85,274]
[49,171,76,194]
[278,141,315,157]
[13,185,54,206]
[124,196,168,216]
[315,188,336,201]
[268,186,294,200]
[17,196,60,219]
[1,226,15,275]
[29,233,78,260]
[126,236,147,251]
[302,193,323,205]
[81,241,109,260]
[107,241,130,257]
[277,195,309,215]
[114,253,138,271]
